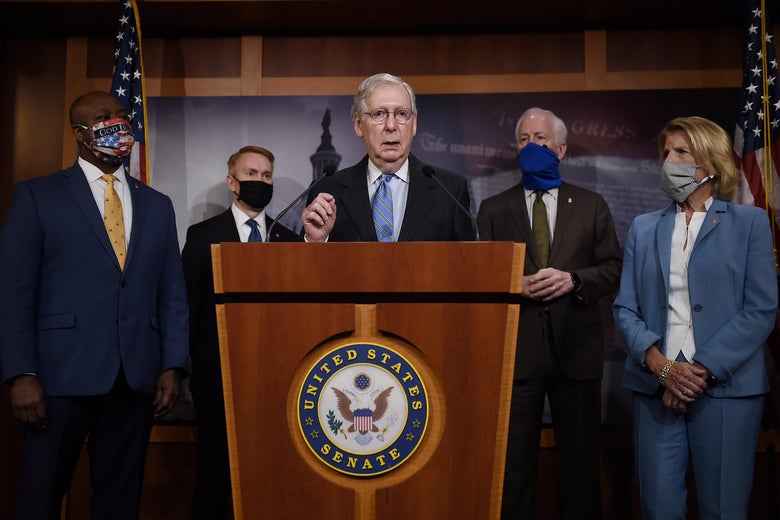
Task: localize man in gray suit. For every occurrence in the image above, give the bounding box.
[477,107,622,520]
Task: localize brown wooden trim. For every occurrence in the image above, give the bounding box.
[240,36,263,95]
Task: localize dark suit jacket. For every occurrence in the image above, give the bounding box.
[181,209,297,394]
[306,154,475,241]
[477,181,622,380]
[0,164,189,395]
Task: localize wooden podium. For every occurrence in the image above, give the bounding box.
[212,241,523,520]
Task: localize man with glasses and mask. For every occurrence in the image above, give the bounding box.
[181,145,297,519]
[301,73,475,242]
[0,90,189,519]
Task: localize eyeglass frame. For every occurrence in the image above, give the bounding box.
[363,108,416,125]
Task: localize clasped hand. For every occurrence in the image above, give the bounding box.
[524,268,574,301]
[662,361,708,413]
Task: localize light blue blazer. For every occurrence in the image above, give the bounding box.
[614,199,777,397]
[0,164,189,396]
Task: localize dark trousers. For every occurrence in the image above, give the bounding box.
[191,376,232,520]
[502,313,603,520]
[15,370,153,520]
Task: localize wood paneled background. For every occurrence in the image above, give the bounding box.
[1,1,779,518]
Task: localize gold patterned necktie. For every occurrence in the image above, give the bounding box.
[532,190,550,268]
[101,174,126,269]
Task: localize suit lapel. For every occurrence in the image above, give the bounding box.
[60,165,122,271]
[690,198,726,263]
[338,159,375,241]
[124,175,146,271]
[549,183,573,266]
[398,157,434,241]
[220,210,240,242]
[655,203,677,297]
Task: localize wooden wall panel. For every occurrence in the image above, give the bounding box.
[0,39,67,211]
[87,37,243,78]
[607,27,741,72]
[262,33,585,77]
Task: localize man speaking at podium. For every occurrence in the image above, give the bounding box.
[301,73,476,242]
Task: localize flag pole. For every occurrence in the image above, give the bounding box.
[759,0,778,269]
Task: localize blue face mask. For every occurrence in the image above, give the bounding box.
[518,142,562,191]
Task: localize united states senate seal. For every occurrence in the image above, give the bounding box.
[296,342,429,477]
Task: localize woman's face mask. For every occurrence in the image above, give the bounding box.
[660,161,713,203]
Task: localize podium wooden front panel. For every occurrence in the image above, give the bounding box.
[212,242,523,520]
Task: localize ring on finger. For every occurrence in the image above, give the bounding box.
[682,387,689,396]
[671,399,679,409]
[552,285,557,291]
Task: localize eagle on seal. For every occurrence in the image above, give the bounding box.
[332,386,393,435]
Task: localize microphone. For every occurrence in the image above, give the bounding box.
[267,164,337,241]
[422,165,479,241]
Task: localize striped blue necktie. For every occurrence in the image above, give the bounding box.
[372,174,394,242]
[246,219,263,242]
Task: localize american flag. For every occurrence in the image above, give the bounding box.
[734,0,780,257]
[111,0,149,185]
[734,0,780,431]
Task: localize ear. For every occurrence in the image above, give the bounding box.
[226,174,238,192]
[72,125,86,144]
[555,142,567,160]
[353,114,364,139]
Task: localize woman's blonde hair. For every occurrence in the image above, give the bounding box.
[658,116,738,200]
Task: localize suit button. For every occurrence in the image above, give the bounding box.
[693,304,702,312]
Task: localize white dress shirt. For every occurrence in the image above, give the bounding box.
[231,203,268,242]
[79,157,133,248]
[367,159,410,242]
[524,187,559,241]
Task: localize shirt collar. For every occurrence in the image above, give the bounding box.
[78,156,126,185]
[524,186,559,201]
[231,202,267,226]
[675,197,713,213]
[368,158,410,185]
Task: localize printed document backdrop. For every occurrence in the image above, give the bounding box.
[148,89,741,424]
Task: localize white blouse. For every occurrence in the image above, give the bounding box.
[664,198,712,361]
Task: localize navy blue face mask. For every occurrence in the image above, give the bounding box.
[518,142,562,191]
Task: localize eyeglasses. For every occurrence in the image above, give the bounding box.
[364,108,415,124]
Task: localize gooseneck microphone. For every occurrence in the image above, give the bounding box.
[422,165,479,241]
[266,164,337,242]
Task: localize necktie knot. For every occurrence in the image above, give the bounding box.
[246,218,263,242]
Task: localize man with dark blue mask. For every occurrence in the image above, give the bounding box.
[477,107,623,520]
[181,145,298,519]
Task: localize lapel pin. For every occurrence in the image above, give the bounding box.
[711,218,718,224]
[567,197,572,203]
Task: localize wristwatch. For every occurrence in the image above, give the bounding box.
[570,272,582,292]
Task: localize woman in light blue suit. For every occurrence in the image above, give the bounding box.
[613,116,777,520]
